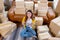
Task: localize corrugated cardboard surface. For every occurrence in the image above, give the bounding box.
[35,17,43,26]
[49,16,60,37]
[37,25,49,33]
[15,8,25,14]
[38,32,51,40]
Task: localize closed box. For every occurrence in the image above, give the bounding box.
[54,0,60,16]
[0,22,16,38]
[25,1,34,11]
[15,8,25,14]
[16,1,25,8]
[38,10,47,16]
[38,32,51,40]
[49,16,60,37]
[37,25,49,33]
[35,17,43,26]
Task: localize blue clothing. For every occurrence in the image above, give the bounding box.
[20,26,36,38]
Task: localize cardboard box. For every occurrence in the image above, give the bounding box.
[16,1,25,8]
[0,22,16,38]
[15,8,25,14]
[48,37,60,40]
[37,25,49,33]
[49,16,60,37]
[54,0,60,16]
[38,10,47,16]
[25,1,34,12]
[38,32,51,40]
[35,17,43,26]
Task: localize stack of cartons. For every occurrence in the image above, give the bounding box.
[35,17,43,26]
[15,0,25,14]
[0,21,17,38]
[38,0,48,16]
[49,16,60,37]
[0,0,4,13]
[25,1,34,12]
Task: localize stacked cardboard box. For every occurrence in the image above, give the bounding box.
[0,0,4,13]
[54,0,60,16]
[38,0,48,16]
[35,17,43,26]
[0,21,17,38]
[0,13,8,23]
[38,32,51,40]
[25,1,34,12]
[49,16,60,37]
[15,0,25,14]
[37,25,49,33]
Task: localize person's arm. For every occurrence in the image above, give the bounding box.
[22,17,26,28]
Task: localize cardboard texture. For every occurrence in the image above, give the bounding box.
[38,2,48,16]
[16,1,25,8]
[38,32,51,40]
[15,8,25,14]
[25,1,34,12]
[0,22,16,38]
[37,25,49,33]
[54,0,60,16]
[35,17,43,26]
[49,16,60,37]
[0,14,8,23]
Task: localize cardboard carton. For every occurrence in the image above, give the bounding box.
[38,32,51,40]
[49,16,60,37]
[15,8,25,14]
[35,17,43,26]
[37,25,49,33]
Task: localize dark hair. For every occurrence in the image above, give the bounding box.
[25,10,33,22]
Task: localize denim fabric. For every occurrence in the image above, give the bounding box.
[20,26,36,38]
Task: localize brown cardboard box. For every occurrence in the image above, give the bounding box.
[15,8,25,14]
[54,0,60,16]
[0,22,16,38]
[38,10,47,16]
[37,25,49,33]
[25,1,34,12]
[49,16,60,37]
[15,1,25,8]
[0,13,8,23]
[38,32,51,40]
[38,2,48,16]
[35,17,43,26]
[48,37,60,40]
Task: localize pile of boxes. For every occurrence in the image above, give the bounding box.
[38,0,48,16]
[0,21,17,38]
[25,1,34,12]
[15,0,25,14]
[49,16,60,37]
